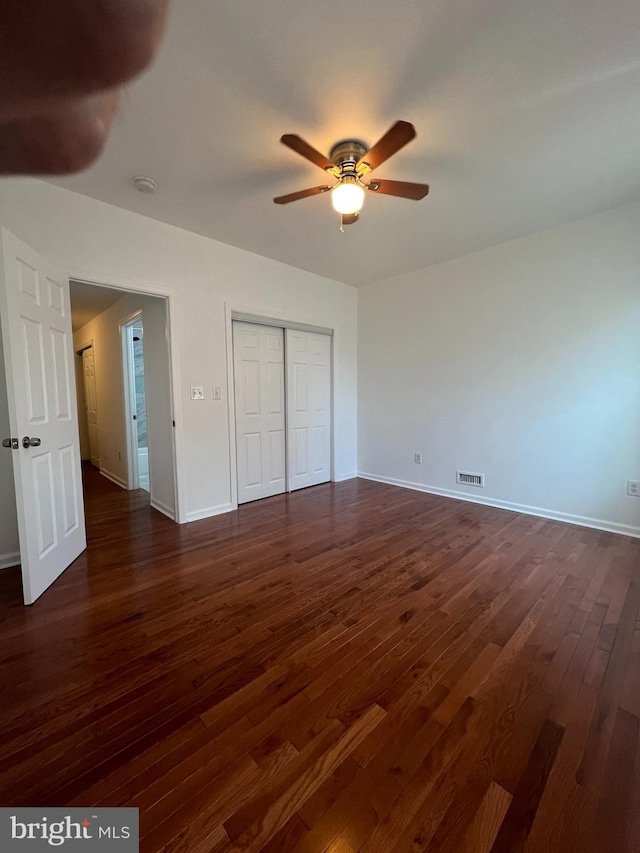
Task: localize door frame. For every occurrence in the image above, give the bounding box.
[224,302,335,511]
[68,268,184,522]
[120,311,143,491]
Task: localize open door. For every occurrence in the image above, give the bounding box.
[122,314,150,492]
[0,228,86,604]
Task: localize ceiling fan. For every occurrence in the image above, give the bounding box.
[273,120,429,229]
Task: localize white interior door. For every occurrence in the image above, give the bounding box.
[0,228,86,605]
[286,329,332,491]
[233,322,286,504]
[82,346,100,467]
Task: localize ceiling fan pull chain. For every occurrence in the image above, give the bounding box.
[339,214,345,234]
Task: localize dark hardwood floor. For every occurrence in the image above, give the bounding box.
[0,467,638,852]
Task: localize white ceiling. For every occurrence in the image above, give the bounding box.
[49,0,640,287]
[70,280,123,332]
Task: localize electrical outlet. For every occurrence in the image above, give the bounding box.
[190,386,204,400]
[627,480,640,496]
[414,452,422,464]
[213,386,221,400]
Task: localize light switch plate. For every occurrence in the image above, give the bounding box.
[213,386,221,400]
[190,386,204,400]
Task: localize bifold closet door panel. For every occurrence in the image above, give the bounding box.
[285,329,331,491]
[233,322,286,504]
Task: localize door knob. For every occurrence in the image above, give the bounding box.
[22,436,41,448]
[2,438,18,449]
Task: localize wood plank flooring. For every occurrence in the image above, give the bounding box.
[0,466,638,852]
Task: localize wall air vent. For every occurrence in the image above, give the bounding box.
[456,471,484,488]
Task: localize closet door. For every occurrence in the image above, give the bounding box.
[286,329,331,491]
[233,322,286,504]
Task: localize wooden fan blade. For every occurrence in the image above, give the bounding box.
[366,179,429,200]
[342,213,359,225]
[357,121,416,173]
[280,134,337,173]
[273,185,331,204]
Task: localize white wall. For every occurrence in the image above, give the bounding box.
[358,203,640,536]
[0,180,358,523]
[0,322,20,568]
[73,291,176,518]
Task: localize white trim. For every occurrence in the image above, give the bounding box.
[285,324,294,495]
[0,552,20,570]
[330,331,336,484]
[227,300,337,334]
[357,472,640,540]
[334,472,357,482]
[75,335,94,355]
[225,304,240,512]
[231,311,333,336]
[186,503,234,523]
[100,468,127,490]
[67,266,185,523]
[150,498,175,521]
[119,308,144,327]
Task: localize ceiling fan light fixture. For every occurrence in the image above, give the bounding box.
[275,122,429,221]
[331,177,365,215]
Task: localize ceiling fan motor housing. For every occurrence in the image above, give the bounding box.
[329,140,368,175]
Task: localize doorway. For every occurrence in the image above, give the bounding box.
[232,318,332,505]
[81,346,100,468]
[122,314,149,493]
[70,279,177,519]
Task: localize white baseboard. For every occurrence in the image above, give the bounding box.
[100,468,127,490]
[357,472,640,540]
[150,497,175,521]
[186,503,235,523]
[0,552,20,570]
[334,472,357,482]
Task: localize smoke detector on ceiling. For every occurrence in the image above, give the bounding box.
[132,176,157,195]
